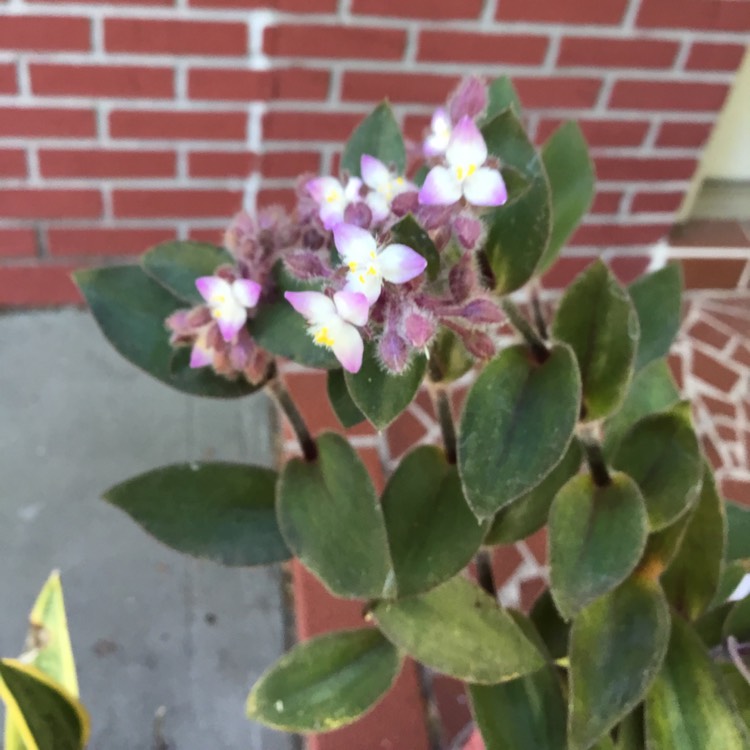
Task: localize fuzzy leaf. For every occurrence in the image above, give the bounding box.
[530,588,570,661]
[484,75,523,121]
[326,369,365,429]
[726,501,750,563]
[341,102,405,177]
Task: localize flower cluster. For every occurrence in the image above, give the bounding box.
[166,77,509,377]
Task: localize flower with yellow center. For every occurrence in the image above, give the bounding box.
[195,275,261,343]
[306,175,362,230]
[360,155,413,222]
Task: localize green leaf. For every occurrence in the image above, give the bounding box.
[628,264,683,371]
[0,661,89,750]
[481,108,552,294]
[381,446,488,598]
[645,613,750,749]
[389,214,440,280]
[484,75,522,121]
[344,343,426,430]
[530,588,570,661]
[326,369,365,429]
[551,260,639,420]
[372,577,544,684]
[714,562,750,609]
[341,102,405,177]
[568,577,671,750]
[662,464,726,620]
[458,343,581,520]
[277,433,393,599]
[74,265,260,398]
[727,501,750,563]
[549,472,649,620]
[724,596,750,642]
[603,358,679,458]
[427,328,474,383]
[612,404,703,531]
[486,439,582,545]
[537,121,595,274]
[246,628,400,733]
[694,601,734,647]
[142,240,233,304]
[614,709,645,750]
[720,665,750,730]
[104,463,289,566]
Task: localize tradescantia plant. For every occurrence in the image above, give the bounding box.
[73,76,750,749]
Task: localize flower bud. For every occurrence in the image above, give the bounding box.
[449,253,477,302]
[460,299,503,325]
[391,191,419,217]
[453,214,483,250]
[463,330,496,360]
[379,328,411,374]
[403,310,436,348]
[284,250,331,281]
[449,76,487,122]
[343,201,373,229]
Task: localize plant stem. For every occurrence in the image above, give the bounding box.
[501,298,549,362]
[530,286,548,340]
[266,378,318,462]
[579,435,611,487]
[428,384,457,464]
[475,549,496,598]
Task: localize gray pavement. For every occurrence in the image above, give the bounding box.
[0,309,294,750]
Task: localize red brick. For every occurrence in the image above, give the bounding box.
[0,150,27,178]
[47,227,176,257]
[189,151,257,178]
[514,77,602,109]
[688,319,732,351]
[31,64,173,99]
[595,156,697,182]
[701,394,736,419]
[40,149,176,179]
[28,0,172,4]
[498,0,628,24]
[0,63,16,94]
[637,0,750,31]
[188,227,225,243]
[692,347,740,392]
[113,189,242,219]
[541,256,594,289]
[190,0,336,9]
[262,151,320,178]
[571,223,669,246]
[520,577,548,612]
[537,118,649,147]
[353,0,481,18]
[263,111,362,142]
[734,342,750,369]
[0,108,96,138]
[188,68,329,101]
[110,110,247,141]
[0,229,37,258]
[610,255,651,284]
[0,190,102,219]
[418,31,549,65]
[610,80,730,112]
[681,258,746,289]
[0,265,80,307]
[686,42,747,72]
[432,677,471,747]
[105,18,248,56]
[558,37,679,68]
[702,435,723,470]
[631,191,684,213]
[722,477,750,506]
[592,191,622,214]
[671,220,750,249]
[710,310,750,337]
[656,121,714,149]
[342,72,457,104]
[265,24,406,60]
[668,352,684,390]
[257,188,296,211]
[0,16,91,51]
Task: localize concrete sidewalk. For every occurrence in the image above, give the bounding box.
[0,309,294,750]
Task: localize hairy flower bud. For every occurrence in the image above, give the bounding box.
[463,330,496,360]
[449,253,477,302]
[379,327,411,374]
[403,310,436,348]
[284,250,332,281]
[459,299,504,325]
[343,201,373,229]
[453,214,483,250]
[391,191,419,217]
[449,76,487,122]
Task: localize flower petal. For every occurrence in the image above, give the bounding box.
[333,290,369,326]
[195,275,232,305]
[446,116,487,171]
[344,177,363,202]
[333,223,376,264]
[189,338,213,368]
[232,279,262,308]
[360,155,391,191]
[365,192,390,223]
[319,202,345,230]
[378,243,428,284]
[418,166,463,206]
[284,291,336,324]
[345,271,382,305]
[306,176,342,204]
[463,167,508,207]
[424,107,452,157]
[330,320,364,373]
[215,302,247,342]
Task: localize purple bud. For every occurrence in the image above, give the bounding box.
[391,191,419,217]
[244,347,273,385]
[460,299,503,325]
[418,204,455,231]
[463,330,496,360]
[453,214,483,250]
[378,328,411,374]
[403,311,436,348]
[449,253,477,302]
[343,201,373,229]
[284,250,332,280]
[449,77,487,123]
[302,227,326,250]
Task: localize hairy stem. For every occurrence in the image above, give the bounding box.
[579,435,611,487]
[501,298,549,362]
[428,384,457,464]
[267,378,318,462]
[530,286,548,340]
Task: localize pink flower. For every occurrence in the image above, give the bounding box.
[306,175,363,230]
[333,224,427,305]
[195,275,262,343]
[419,117,508,208]
[361,155,413,222]
[423,107,452,158]
[284,290,369,373]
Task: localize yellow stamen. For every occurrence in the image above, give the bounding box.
[348,261,358,271]
[358,274,365,284]
[213,309,223,319]
[456,163,477,182]
[325,190,340,204]
[314,327,335,347]
[367,266,377,276]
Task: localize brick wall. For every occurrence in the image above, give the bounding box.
[0,0,748,305]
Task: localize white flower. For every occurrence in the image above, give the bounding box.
[195,275,261,342]
[361,155,413,222]
[423,107,452,158]
[306,175,363,230]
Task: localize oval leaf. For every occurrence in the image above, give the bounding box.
[486,439,582,545]
[483,75,522,121]
[568,577,671,750]
[662,464,726,620]
[537,121,595,274]
[549,472,649,620]
[645,613,750,749]
[372,577,544,684]
[344,343,426,430]
[382,446,488,597]
[326,369,365,429]
[551,259,638,420]
[142,240,233,304]
[612,404,702,531]
[277,432,393,599]
[74,266,260,398]
[628,263,683,371]
[0,661,89,750]
[341,102,405,177]
[726,501,750,563]
[104,463,289,567]
[246,628,400,733]
[530,588,570,661]
[481,108,552,294]
[459,343,581,520]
